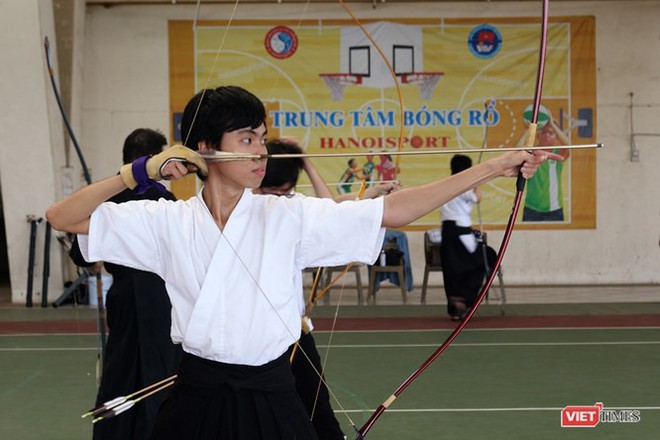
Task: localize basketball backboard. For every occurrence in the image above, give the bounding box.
[340,21,423,88]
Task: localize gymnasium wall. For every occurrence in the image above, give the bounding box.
[2,1,659,302]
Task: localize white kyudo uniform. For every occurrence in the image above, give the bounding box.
[441,189,478,253]
[79,189,385,366]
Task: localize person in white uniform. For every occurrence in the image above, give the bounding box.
[440,154,495,321]
[46,85,561,440]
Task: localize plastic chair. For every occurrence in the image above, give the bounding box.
[368,261,407,304]
[420,229,507,313]
[367,231,410,304]
[420,230,442,304]
[322,264,364,305]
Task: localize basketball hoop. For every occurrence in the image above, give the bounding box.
[319,73,362,101]
[401,72,444,100]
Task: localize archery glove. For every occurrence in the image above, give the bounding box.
[120,145,208,190]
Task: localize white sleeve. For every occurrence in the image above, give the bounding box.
[298,197,386,268]
[466,189,478,204]
[77,200,164,276]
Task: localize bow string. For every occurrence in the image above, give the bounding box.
[187,0,362,431]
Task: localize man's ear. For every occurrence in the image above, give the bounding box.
[198,140,221,153]
[197,140,211,152]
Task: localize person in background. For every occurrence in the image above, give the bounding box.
[70,128,182,440]
[258,140,397,201]
[254,139,396,440]
[440,154,495,321]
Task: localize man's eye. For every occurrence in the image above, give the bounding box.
[241,138,252,144]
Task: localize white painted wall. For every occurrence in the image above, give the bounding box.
[0,0,67,304]
[2,1,659,302]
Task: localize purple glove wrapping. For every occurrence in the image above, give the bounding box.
[131,155,167,195]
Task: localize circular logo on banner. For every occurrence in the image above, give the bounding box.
[265,26,299,59]
[468,24,503,59]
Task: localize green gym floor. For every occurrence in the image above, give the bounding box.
[1,285,659,440]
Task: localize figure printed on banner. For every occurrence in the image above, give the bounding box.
[376,154,400,184]
[337,158,360,194]
[518,104,571,222]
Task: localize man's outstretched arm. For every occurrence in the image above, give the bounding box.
[47,146,207,234]
[47,175,127,234]
[381,150,562,228]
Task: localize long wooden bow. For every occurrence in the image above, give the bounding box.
[355,2,551,437]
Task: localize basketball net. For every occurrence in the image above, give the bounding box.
[402,73,442,100]
[319,74,361,101]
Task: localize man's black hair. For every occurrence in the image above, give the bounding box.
[179,86,267,151]
[260,140,304,188]
[122,128,167,164]
[450,154,472,175]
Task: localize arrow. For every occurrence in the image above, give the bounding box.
[200,143,602,162]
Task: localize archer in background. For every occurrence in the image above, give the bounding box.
[254,139,343,440]
[518,104,571,222]
[70,128,182,440]
[440,155,496,321]
[245,138,397,440]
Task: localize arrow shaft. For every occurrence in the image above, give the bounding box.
[200,143,601,162]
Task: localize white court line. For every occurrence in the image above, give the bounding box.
[2,328,660,337]
[316,341,660,348]
[0,333,98,337]
[313,326,660,334]
[0,347,96,351]
[340,406,660,414]
[4,340,660,352]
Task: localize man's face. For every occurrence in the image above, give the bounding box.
[203,123,269,189]
[538,125,557,146]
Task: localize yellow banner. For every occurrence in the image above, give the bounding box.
[169,17,597,229]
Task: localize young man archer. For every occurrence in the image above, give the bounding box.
[47,85,561,440]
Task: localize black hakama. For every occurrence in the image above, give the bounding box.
[71,187,182,440]
[290,332,345,440]
[150,352,319,440]
[440,220,495,318]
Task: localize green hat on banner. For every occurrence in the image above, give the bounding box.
[523,104,550,128]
